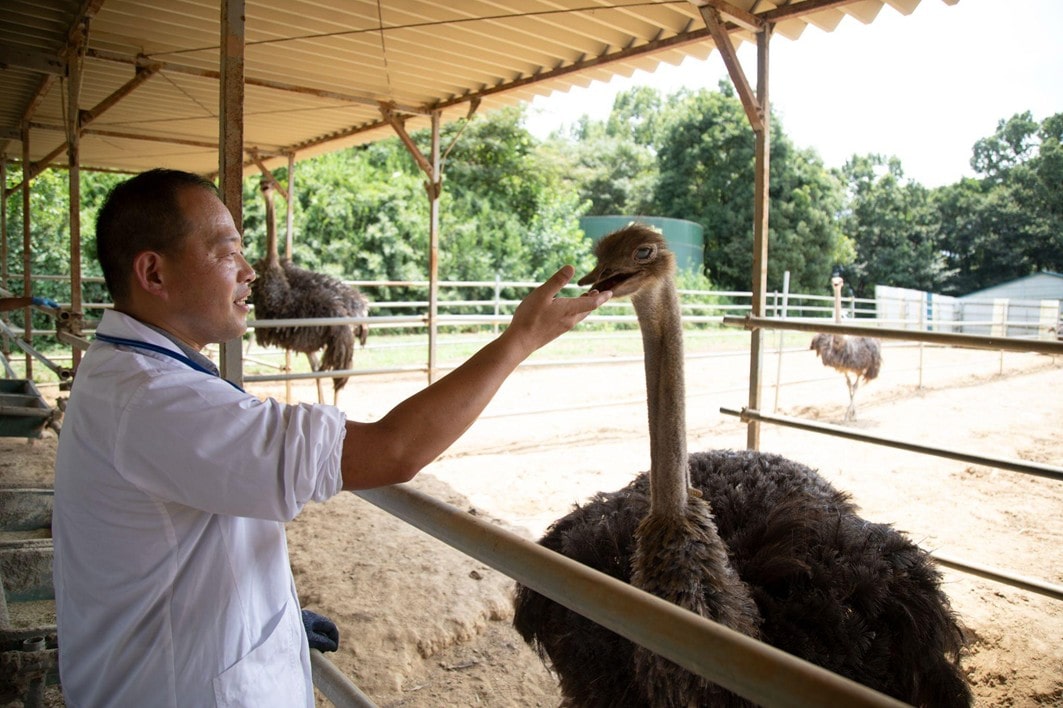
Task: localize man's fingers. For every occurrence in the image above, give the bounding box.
[540,265,575,299]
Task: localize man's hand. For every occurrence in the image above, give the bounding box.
[504,265,611,356]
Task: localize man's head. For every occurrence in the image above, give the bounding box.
[95,168,255,349]
[96,168,219,303]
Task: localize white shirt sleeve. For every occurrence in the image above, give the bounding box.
[113,368,345,521]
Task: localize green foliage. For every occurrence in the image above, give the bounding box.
[650,84,850,294]
[7,90,1061,320]
[236,106,594,311]
[933,112,1063,293]
[3,167,117,326]
[839,155,947,297]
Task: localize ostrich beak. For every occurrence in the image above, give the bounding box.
[577,268,601,288]
[579,267,635,295]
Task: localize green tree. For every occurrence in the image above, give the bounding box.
[934,112,1063,293]
[538,87,659,217]
[652,83,850,293]
[240,105,592,301]
[440,106,591,282]
[3,167,118,314]
[840,155,945,297]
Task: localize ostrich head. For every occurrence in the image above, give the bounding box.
[578,224,675,298]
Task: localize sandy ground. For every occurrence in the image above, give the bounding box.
[2,338,1061,707]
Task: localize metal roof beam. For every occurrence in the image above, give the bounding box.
[0,0,104,162]
[0,47,66,76]
[379,103,434,179]
[5,63,164,196]
[79,61,161,124]
[249,148,287,198]
[688,0,766,32]
[760,0,868,22]
[699,5,765,133]
[86,48,429,116]
[28,123,221,149]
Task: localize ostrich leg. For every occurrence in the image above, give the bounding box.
[307,352,325,404]
[844,372,860,421]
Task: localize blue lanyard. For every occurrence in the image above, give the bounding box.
[94,333,245,393]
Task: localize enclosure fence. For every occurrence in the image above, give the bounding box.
[4,276,1062,706]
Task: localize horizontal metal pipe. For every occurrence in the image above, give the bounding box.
[355,485,906,708]
[250,315,406,328]
[242,364,426,383]
[56,330,92,352]
[0,320,69,378]
[0,405,51,419]
[309,649,378,707]
[722,315,1063,355]
[719,407,1062,601]
[930,552,1063,601]
[720,407,1063,482]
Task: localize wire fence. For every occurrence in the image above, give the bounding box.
[3,275,1060,388]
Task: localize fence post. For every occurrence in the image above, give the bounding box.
[773,271,789,413]
[493,273,502,336]
[918,291,926,390]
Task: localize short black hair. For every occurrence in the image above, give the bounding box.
[95,168,219,302]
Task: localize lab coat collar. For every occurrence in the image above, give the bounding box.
[97,309,188,355]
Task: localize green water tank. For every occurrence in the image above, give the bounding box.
[579,216,704,274]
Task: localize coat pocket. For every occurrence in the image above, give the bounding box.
[212,606,309,707]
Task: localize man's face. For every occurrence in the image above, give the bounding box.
[160,186,256,349]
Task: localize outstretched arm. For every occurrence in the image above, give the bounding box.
[340,265,610,490]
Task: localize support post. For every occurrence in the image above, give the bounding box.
[2,158,7,308]
[379,105,449,384]
[218,0,245,387]
[22,129,32,377]
[427,111,441,383]
[285,152,295,259]
[746,24,772,450]
[67,21,87,370]
[701,4,772,450]
[285,152,295,402]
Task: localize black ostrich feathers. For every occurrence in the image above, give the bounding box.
[251,259,369,398]
[513,449,971,708]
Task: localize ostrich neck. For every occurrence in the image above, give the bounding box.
[263,187,280,268]
[633,278,688,516]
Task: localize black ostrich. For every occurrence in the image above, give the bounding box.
[512,225,970,708]
[250,179,369,404]
[810,276,882,421]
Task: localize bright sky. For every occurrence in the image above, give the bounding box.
[525,0,1063,188]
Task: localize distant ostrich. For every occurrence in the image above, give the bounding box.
[250,179,369,404]
[810,275,881,421]
[512,225,970,707]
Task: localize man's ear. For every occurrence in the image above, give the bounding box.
[131,251,168,299]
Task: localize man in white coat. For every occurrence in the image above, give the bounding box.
[53,168,611,707]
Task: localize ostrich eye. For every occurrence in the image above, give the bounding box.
[633,244,657,264]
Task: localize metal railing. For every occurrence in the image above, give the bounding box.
[356,484,907,708]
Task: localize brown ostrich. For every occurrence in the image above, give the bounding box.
[250,179,369,404]
[512,225,970,707]
[810,275,882,421]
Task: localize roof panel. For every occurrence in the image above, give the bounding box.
[0,0,943,176]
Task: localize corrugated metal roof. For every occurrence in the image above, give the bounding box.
[0,0,949,178]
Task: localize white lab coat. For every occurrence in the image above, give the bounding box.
[54,310,346,707]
